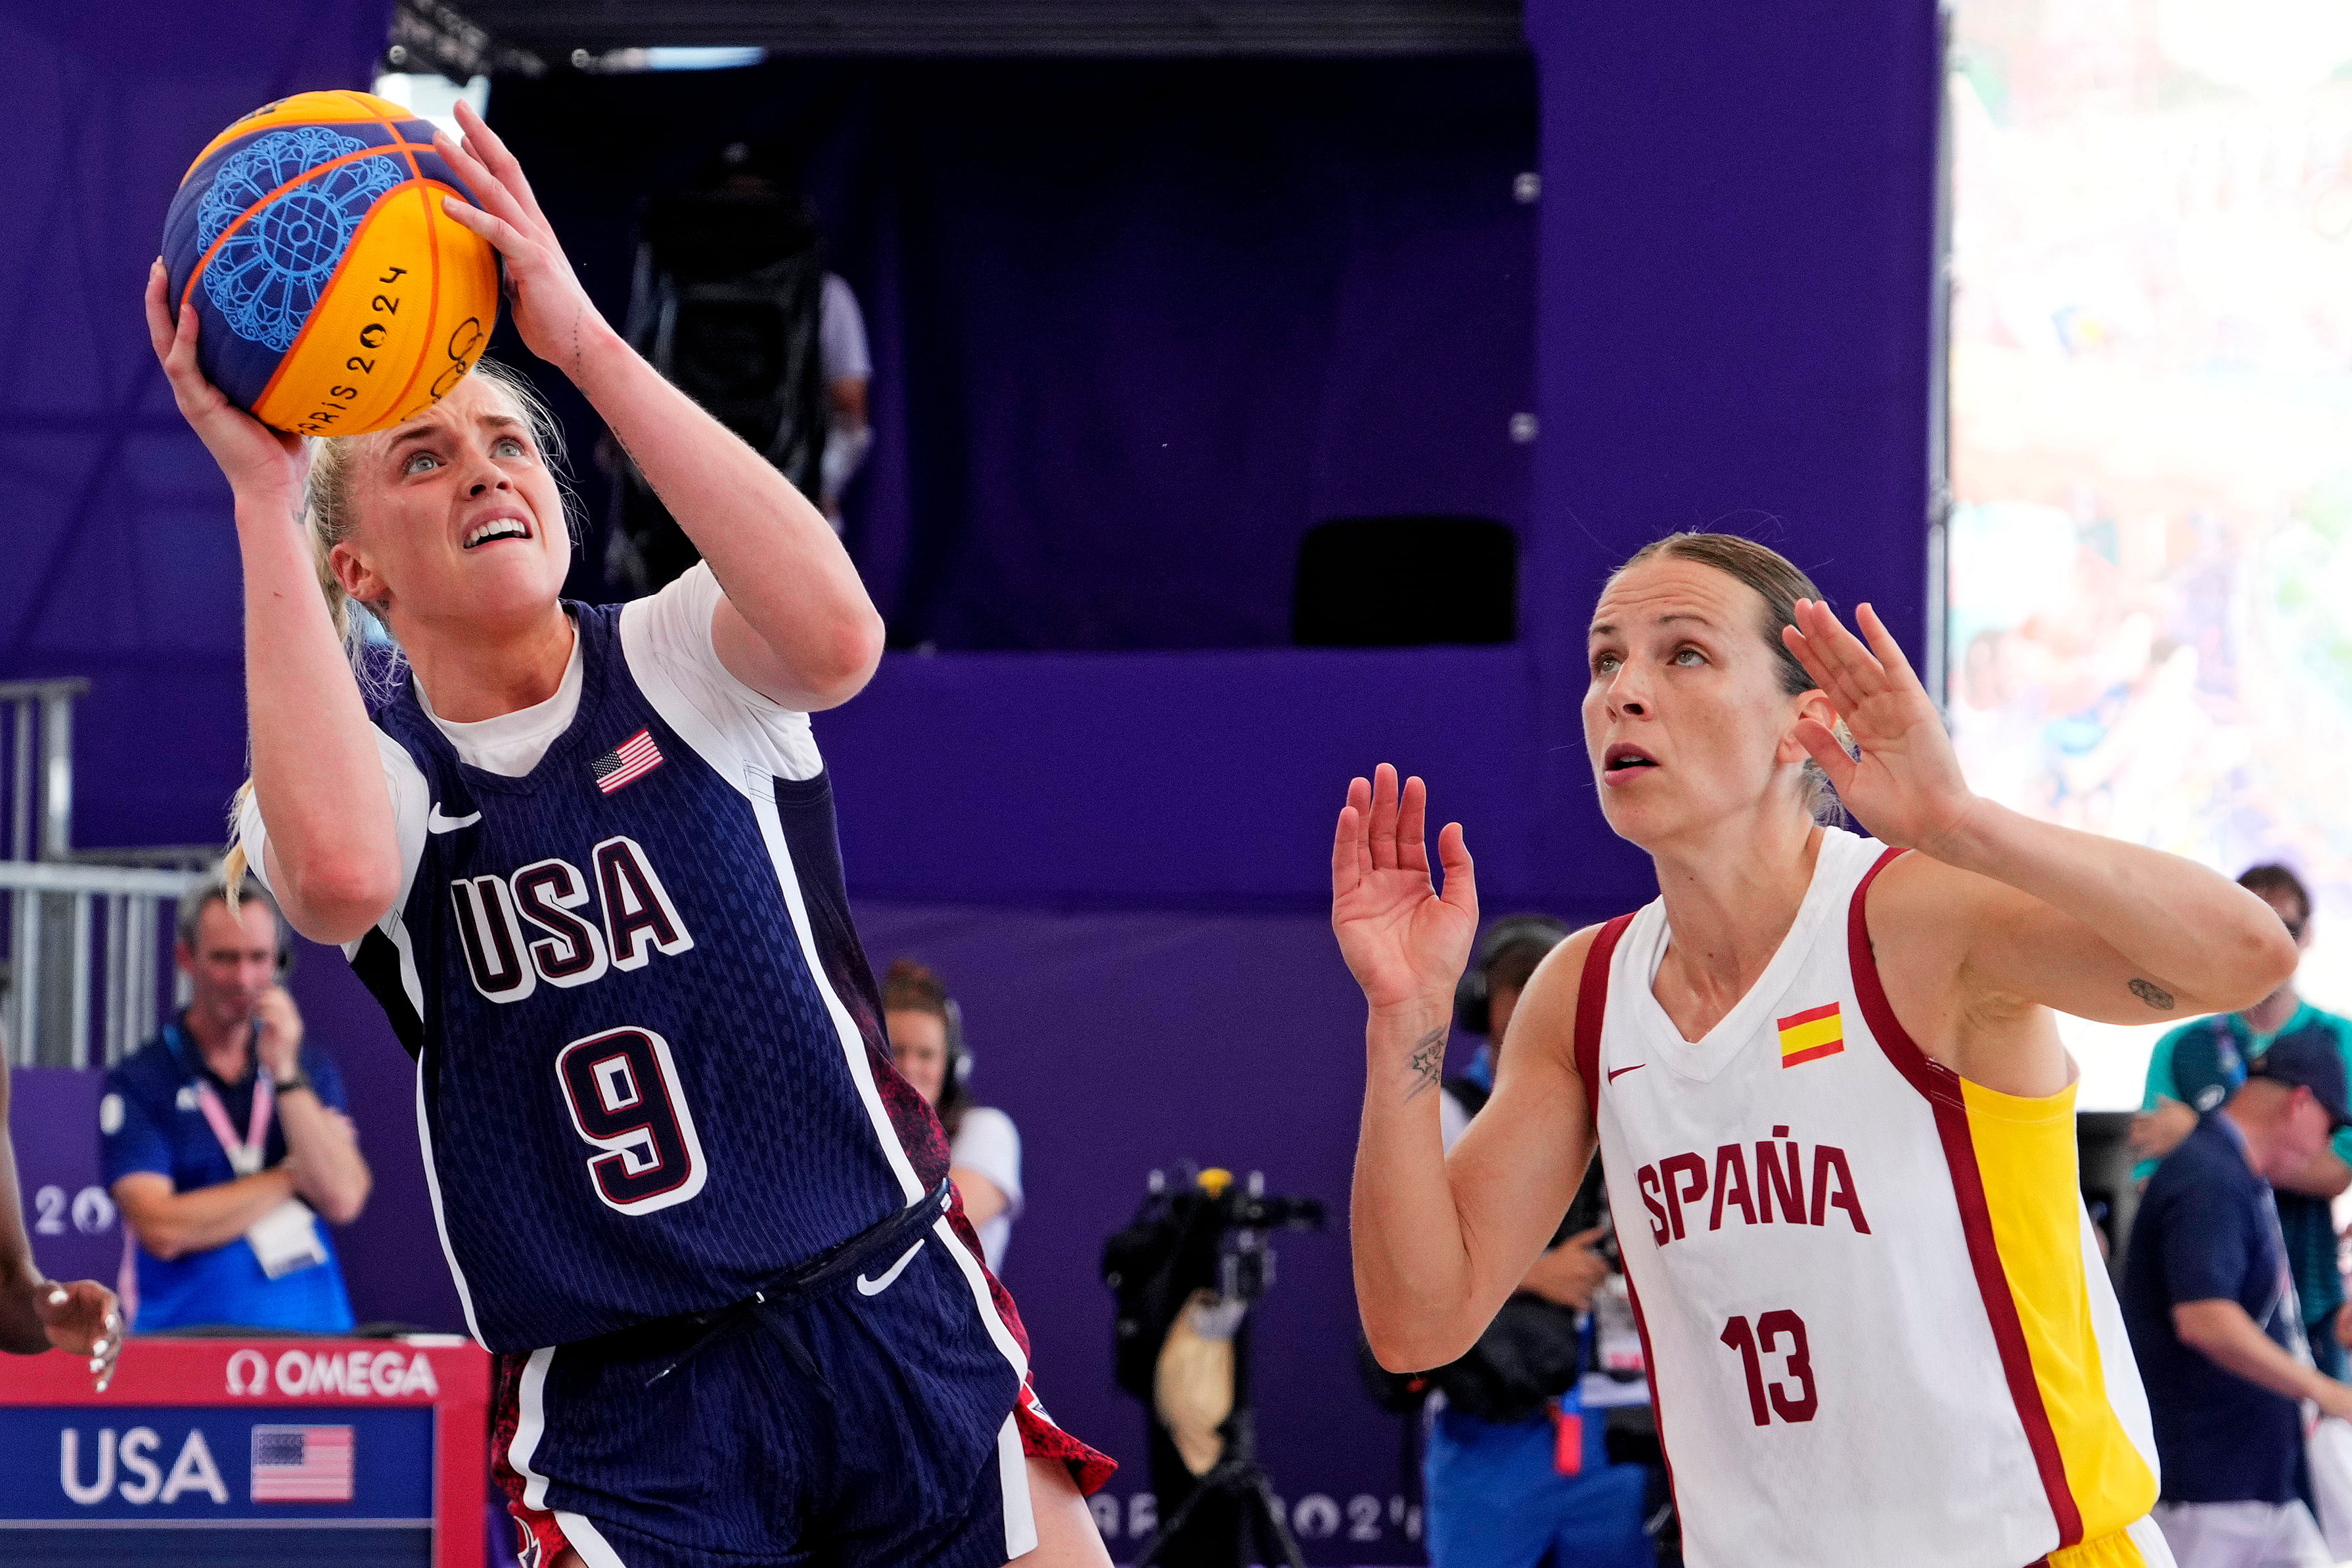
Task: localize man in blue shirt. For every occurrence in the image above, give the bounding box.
[2125,1035,2352,1566]
[101,873,371,1333]
[2135,864,2352,1376]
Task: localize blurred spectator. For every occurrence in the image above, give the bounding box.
[2133,864,2352,1374]
[101,873,369,1333]
[1424,918,1653,1568]
[2123,1037,2352,1568]
[818,272,872,527]
[884,960,1022,1272]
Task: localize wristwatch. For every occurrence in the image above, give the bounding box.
[274,1073,313,1098]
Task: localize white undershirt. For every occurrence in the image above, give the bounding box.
[239,564,823,932]
[413,616,587,778]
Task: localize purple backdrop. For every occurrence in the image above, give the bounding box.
[1,5,396,849]
[479,55,1542,652]
[5,1,1941,1561]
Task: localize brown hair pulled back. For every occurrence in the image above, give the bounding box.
[882,958,968,1134]
[882,958,952,1024]
[1610,531,1847,824]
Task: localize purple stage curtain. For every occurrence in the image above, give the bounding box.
[0,8,396,849]
[484,55,1539,651]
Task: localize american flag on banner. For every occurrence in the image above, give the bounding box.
[591,728,664,795]
[250,1425,354,1502]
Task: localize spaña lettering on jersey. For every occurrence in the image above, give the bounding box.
[451,834,694,1003]
[1635,1125,1870,1246]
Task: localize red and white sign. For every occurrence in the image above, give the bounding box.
[225,1346,443,1399]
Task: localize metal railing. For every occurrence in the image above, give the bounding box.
[1,678,88,864]
[0,861,206,1070]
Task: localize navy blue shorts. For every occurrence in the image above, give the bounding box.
[497,1186,1043,1567]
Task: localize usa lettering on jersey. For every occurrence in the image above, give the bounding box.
[1633,1125,1871,1246]
[449,834,694,1004]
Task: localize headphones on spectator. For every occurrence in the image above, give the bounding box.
[944,997,972,1090]
[177,870,296,981]
[1453,914,1573,1037]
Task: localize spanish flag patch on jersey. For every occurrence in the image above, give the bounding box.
[1777,1002,1845,1067]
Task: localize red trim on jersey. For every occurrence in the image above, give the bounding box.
[1574,914,1638,1129]
[1846,846,2085,1549]
[1573,914,1675,1513]
[1621,1265,1681,1522]
[489,1351,566,1567]
[938,1189,1120,1495]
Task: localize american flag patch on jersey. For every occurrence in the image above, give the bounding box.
[250,1425,353,1502]
[591,729,664,794]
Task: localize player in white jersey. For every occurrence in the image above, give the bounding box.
[1332,532,2300,1568]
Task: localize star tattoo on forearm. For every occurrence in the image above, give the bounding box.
[1403,1028,1447,1102]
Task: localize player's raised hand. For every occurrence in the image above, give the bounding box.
[145,258,309,507]
[1332,765,1479,1014]
[1781,599,1976,856]
[433,99,606,377]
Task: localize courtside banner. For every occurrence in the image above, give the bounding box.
[0,1337,488,1567]
[0,1404,428,1521]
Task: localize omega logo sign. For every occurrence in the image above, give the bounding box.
[226,1347,439,1399]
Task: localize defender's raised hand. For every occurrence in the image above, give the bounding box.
[1331,765,1480,1014]
[1781,599,1976,857]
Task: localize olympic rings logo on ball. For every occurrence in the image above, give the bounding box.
[431,317,489,401]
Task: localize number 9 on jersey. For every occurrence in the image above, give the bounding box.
[555,1026,709,1215]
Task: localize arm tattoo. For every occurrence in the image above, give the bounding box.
[1403,1028,1447,1102]
[2129,977,2175,1010]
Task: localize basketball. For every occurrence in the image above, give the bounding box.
[160,90,499,437]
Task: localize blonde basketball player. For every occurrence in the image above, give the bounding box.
[1334,533,2299,1568]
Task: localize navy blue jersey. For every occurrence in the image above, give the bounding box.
[2122,1113,2303,1504]
[329,598,935,1351]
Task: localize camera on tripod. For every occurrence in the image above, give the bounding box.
[1101,1166,1327,1568]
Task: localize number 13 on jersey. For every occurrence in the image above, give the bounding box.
[1721,1310,1817,1425]
[555,1025,709,1214]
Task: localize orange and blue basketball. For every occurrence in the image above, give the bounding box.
[162,91,499,437]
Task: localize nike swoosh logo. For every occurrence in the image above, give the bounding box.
[855,1239,925,1297]
[1606,1064,1646,1083]
[426,805,482,834]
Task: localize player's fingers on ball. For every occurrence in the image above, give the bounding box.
[168,290,200,359]
[443,109,529,209]
[454,100,537,204]
[435,143,525,229]
[436,137,541,243]
[444,200,534,266]
[143,261,175,353]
